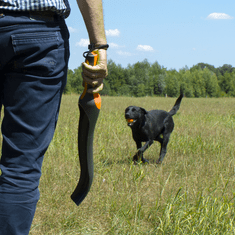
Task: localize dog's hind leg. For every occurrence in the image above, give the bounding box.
[155,136,163,144]
[156,133,170,164]
[156,115,174,164]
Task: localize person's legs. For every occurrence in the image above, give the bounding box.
[0,12,69,234]
[0,202,37,235]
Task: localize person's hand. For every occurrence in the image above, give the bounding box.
[82,49,108,93]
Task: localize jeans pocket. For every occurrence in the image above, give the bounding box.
[11,31,59,77]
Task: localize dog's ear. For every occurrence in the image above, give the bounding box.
[140,108,147,115]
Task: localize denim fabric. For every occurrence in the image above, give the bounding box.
[0,12,70,235]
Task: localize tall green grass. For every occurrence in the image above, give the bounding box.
[28,95,234,234]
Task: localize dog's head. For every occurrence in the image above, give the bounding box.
[125,106,147,127]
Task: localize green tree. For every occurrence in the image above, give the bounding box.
[191,63,216,74]
[124,59,151,97]
[191,70,206,97]
[63,69,74,94]
[201,68,220,97]
[66,58,233,98]
[136,84,146,97]
[149,61,166,96]
[179,70,194,97]
[132,59,151,96]
[219,72,235,96]
[71,66,83,94]
[217,64,234,76]
[165,71,180,97]
[104,60,127,96]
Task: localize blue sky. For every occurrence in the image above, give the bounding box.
[65,0,235,71]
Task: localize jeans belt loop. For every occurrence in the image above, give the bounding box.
[29,11,56,22]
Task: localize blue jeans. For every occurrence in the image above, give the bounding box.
[0,11,70,235]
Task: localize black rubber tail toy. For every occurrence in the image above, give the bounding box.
[71,44,108,206]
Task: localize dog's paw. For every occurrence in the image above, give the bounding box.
[156,159,162,164]
[141,158,149,164]
[132,154,138,162]
[133,160,138,165]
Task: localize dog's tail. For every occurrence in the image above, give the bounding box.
[168,93,183,116]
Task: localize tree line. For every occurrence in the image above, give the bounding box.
[64,59,235,97]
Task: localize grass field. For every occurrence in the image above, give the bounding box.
[28,95,235,234]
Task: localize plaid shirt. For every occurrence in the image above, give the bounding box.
[0,0,71,18]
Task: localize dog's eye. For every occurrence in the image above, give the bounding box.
[132,108,136,112]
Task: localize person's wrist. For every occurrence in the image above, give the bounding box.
[88,43,109,51]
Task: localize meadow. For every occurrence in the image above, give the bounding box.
[28,95,235,234]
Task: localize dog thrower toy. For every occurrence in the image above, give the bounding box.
[71,44,108,206]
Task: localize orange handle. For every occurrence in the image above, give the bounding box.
[85,51,98,66]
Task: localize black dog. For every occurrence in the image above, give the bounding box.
[125,94,183,164]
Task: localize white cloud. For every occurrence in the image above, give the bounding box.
[68,26,77,33]
[109,43,126,49]
[207,13,234,20]
[117,51,132,56]
[136,45,154,51]
[106,29,120,37]
[76,38,89,47]
[109,43,119,48]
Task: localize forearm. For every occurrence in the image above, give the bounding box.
[77,0,107,45]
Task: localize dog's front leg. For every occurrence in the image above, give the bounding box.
[138,140,153,163]
[133,141,142,162]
